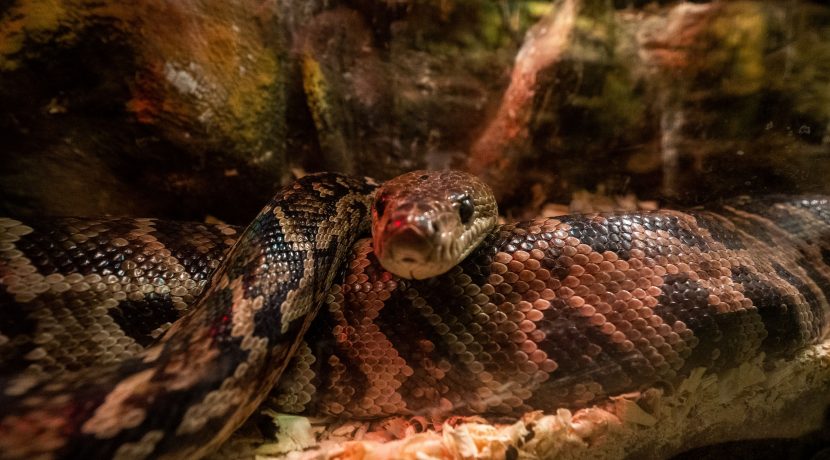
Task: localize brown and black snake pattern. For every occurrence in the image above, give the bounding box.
[0,173,378,459]
[2,189,830,457]
[280,195,830,418]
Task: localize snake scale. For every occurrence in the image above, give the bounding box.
[1,170,830,458]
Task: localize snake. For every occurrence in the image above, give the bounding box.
[1,170,829,458]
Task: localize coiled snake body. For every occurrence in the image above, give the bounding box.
[1,171,829,458]
[0,173,378,459]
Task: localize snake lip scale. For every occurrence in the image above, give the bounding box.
[1,170,829,459]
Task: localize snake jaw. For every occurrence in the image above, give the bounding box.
[375,208,462,280]
[380,225,437,280]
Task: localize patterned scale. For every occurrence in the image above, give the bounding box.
[0,217,238,386]
[0,173,378,459]
[2,194,830,459]
[274,196,830,418]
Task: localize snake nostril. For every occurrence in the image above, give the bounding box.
[430,222,439,234]
[401,256,417,264]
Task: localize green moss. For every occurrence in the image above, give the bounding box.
[708,2,766,96]
[301,55,331,138]
[782,6,830,122]
[141,9,287,159]
[597,70,645,137]
[476,2,506,48]
[0,0,70,70]
[225,50,281,149]
[526,1,552,18]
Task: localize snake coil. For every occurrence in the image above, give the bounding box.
[1,171,830,459]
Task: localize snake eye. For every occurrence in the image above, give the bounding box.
[457,196,475,224]
[375,194,388,217]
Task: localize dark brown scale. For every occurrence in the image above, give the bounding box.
[0,289,37,376]
[653,274,726,369]
[794,257,830,324]
[772,262,825,340]
[718,208,781,246]
[0,218,241,376]
[109,297,179,346]
[693,213,745,250]
[293,196,830,418]
[375,303,447,391]
[731,266,803,354]
[0,174,377,459]
[2,192,829,458]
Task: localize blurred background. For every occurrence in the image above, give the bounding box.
[2,0,828,224]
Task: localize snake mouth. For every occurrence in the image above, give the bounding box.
[375,219,446,280]
[381,226,437,279]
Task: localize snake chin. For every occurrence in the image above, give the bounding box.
[381,227,440,280]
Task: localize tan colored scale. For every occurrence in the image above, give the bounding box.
[314,239,413,417]
[3,181,830,460]
[279,199,830,419]
[0,217,236,398]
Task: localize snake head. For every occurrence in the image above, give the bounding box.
[372,170,497,280]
